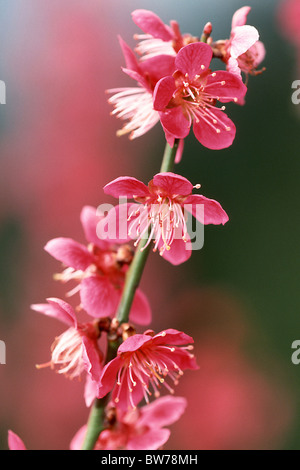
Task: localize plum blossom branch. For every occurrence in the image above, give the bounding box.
[80,139,179,450]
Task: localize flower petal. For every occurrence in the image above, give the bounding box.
[8,431,27,450]
[139,54,175,85]
[118,35,140,73]
[205,70,247,103]
[80,205,108,249]
[129,288,152,325]
[175,138,184,164]
[132,9,174,41]
[138,395,187,428]
[84,375,98,408]
[127,428,170,450]
[160,234,192,266]
[159,107,190,140]
[80,276,120,318]
[193,108,236,150]
[152,172,193,196]
[230,25,259,59]
[31,297,77,327]
[82,335,103,382]
[70,425,87,450]
[153,328,195,346]
[104,176,149,199]
[231,6,251,29]
[44,237,93,271]
[175,42,212,78]
[184,194,229,225]
[97,355,124,399]
[153,76,176,111]
[118,334,152,354]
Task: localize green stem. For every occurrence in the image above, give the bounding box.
[116,138,179,324]
[81,138,179,449]
[81,340,119,450]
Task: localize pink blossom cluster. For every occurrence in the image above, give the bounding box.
[8,6,265,451]
[108,7,265,150]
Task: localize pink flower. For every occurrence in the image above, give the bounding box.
[213,6,265,78]
[132,9,196,60]
[100,172,228,265]
[70,395,187,450]
[97,329,198,411]
[152,42,247,149]
[31,297,103,384]
[8,431,27,450]
[107,35,175,140]
[44,205,151,324]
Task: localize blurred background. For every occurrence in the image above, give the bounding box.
[0,0,299,450]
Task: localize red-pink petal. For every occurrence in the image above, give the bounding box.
[153,76,176,111]
[97,356,124,399]
[118,334,152,354]
[227,57,242,77]
[175,138,184,164]
[80,276,120,318]
[70,425,87,450]
[118,35,140,73]
[138,395,187,428]
[82,335,102,382]
[80,205,108,249]
[44,237,93,271]
[84,375,98,408]
[153,172,193,196]
[160,235,192,266]
[153,328,195,346]
[129,288,152,325]
[31,297,77,327]
[121,67,150,91]
[249,40,266,67]
[231,6,251,29]
[8,431,27,450]
[193,108,236,150]
[104,176,149,199]
[184,194,229,225]
[127,429,170,450]
[131,9,174,41]
[175,42,212,78]
[139,54,175,85]
[230,25,259,59]
[205,70,247,103]
[159,107,190,140]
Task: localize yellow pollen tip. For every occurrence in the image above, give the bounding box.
[115,398,119,403]
[201,65,205,70]
[216,129,221,134]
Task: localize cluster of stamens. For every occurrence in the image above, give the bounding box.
[114,334,195,409]
[173,71,238,134]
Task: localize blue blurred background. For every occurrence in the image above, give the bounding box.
[0,0,300,450]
